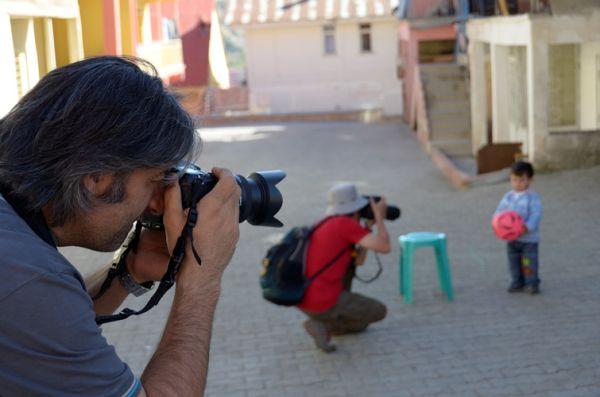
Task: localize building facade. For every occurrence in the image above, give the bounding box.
[225,0,403,116]
[0,0,83,115]
[468,10,600,170]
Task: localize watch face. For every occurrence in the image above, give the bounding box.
[120,273,153,297]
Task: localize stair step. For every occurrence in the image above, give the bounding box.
[429,111,470,123]
[428,99,470,114]
[419,63,468,77]
[430,139,472,156]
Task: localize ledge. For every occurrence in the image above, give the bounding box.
[416,132,510,189]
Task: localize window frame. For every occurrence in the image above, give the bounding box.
[323,23,336,55]
[359,23,372,53]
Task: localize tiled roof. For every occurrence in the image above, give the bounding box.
[223,0,399,26]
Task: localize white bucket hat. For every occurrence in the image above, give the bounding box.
[325,183,369,215]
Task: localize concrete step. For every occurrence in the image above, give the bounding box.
[430,112,470,128]
[428,99,470,116]
[419,63,468,78]
[429,114,470,138]
[423,80,468,96]
[430,139,472,156]
[422,73,468,84]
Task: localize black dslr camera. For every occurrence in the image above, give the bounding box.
[143,164,285,229]
[359,195,401,221]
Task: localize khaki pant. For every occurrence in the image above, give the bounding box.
[302,263,387,335]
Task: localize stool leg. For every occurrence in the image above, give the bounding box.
[434,240,453,301]
[399,247,404,296]
[402,245,414,304]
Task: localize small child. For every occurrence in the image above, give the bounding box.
[494,160,543,294]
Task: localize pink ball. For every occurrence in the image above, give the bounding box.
[492,210,524,241]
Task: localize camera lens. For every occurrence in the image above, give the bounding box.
[142,165,286,229]
[359,195,401,221]
[237,171,285,227]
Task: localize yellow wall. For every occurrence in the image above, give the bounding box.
[119,0,133,54]
[52,19,70,67]
[78,0,105,56]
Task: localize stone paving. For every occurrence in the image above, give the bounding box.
[62,121,600,397]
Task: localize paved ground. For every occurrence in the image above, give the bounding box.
[62,121,600,397]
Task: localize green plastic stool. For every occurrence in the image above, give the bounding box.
[399,232,454,304]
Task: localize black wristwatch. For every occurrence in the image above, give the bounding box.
[119,271,154,297]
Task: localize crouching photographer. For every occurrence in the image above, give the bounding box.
[297,183,399,353]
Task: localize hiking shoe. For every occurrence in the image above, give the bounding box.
[525,285,540,295]
[303,320,336,353]
[507,284,524,293]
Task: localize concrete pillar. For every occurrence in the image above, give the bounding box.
[492,44,510,142]
[0,13,19,117]
[469,40,487,154]
[490,43,501,143]
[66,18,83,63]
[527,26,548,164]
[42,18,57,73]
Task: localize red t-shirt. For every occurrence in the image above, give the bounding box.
[297,216,370,312]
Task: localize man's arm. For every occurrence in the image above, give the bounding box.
[356,198,391,254]
[85,263,129,316]
[139,167,240,396]
[86,228,172,316]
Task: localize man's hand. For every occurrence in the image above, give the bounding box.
[127,228,171,283]
[141,167,241,396]
[370,197,388,224]
[162,167,240,285]
[357,196,391,254]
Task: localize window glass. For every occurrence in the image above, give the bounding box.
[360,23,371,53]
[323,24,335,55]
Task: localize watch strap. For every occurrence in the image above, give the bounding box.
[119,272,154,297]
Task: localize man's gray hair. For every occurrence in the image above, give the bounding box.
[0,56,200,226]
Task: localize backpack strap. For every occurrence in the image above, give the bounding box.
[304,215,351,284]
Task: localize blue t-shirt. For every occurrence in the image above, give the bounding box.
[494,189,542,243]
[0,196,140,396]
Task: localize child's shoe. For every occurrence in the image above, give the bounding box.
[507,283,524,293]
[525,285,540,295]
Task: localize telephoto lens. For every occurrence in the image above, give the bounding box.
[142,164,285,229]
[359,195,401,221]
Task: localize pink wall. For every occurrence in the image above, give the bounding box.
[177,0,214,86]
[406,0,459,18]
[103,0,121,55]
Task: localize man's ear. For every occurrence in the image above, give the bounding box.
[83,173,115,197]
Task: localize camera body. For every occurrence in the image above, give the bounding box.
[358,195,401,221]
[142,164,285,229]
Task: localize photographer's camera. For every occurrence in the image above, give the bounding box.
[143,164,285,229]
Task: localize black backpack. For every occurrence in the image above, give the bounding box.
[260,217,346,306]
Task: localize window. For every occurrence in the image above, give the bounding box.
[162,18,179,40]
[359,23,371,53]
[323,24,335,55]
[548,44,579,129]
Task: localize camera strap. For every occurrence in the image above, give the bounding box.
[354,253,383,283]
[95,208,201,325]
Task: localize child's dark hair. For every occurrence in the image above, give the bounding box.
[511,160,534,178]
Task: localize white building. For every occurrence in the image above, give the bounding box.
[0,0,83,116]
[467,8,600,170]
[224,0,403,116]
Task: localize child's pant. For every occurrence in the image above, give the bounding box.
[507,241,540,287]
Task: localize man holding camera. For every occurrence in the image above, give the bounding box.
[297,183,391,353]
[0,56,240,396]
